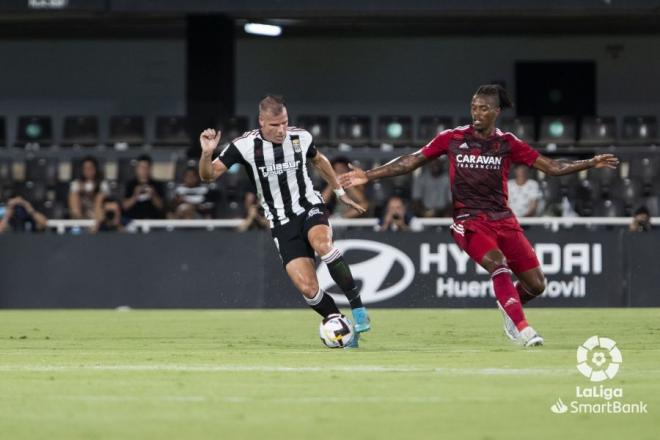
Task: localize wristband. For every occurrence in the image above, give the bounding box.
[333,188,346,197]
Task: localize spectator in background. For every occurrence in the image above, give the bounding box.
[378,195,413,232]
[508,165,543,218]
[321,157,368,218]
[412,158,451,217]
[122,155,165,219]
[94,197,128,233]
[171,167,209,219]
[237,191,269,232]
[0,195,48,233]
[629,206,652,232]
[68,156,109,220]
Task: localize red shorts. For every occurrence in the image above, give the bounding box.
[450,214,540,274]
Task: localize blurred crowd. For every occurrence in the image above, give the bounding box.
[0,153,654,234]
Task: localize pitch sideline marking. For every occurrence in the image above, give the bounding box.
[47,395,497,404]
[0,364,578,375]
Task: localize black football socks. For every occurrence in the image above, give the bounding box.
[321,248,364,309]
[305,288,341,317]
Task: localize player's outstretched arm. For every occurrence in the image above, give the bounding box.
[311,152,366,214]
[338,151,428,188]
[532,153,619,177]
[198,129,227,182]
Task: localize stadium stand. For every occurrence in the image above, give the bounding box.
[0,112,658,221]
[499,116,536,141]
[377,115,414,146]
[108,115,145,146]
[220,116,249,143]
[336,115,372,146]
[416,116,453,143]
[297,115,331,145]
[621,116,658,145]
[579,116,617,146]
[62,116,100,147]
[538,116,577,146]
[155,116,190,146]
[16,116,53,147]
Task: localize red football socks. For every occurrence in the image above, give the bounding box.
[491,265,528,330]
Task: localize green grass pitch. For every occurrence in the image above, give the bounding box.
[0,309,658,439]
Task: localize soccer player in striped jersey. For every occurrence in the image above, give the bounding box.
[340,84,619,347]
[199,95,371,346]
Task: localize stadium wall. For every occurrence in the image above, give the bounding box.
[0,39,185,144]
[0,35,658,143]
[0,230,657,308]
[236,35,660,120]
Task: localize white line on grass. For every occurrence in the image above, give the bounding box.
[48,395,498,404]
[0,364,577,375]
[54,395,207,402]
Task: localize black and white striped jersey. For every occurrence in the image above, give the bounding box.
[214,128,324,227]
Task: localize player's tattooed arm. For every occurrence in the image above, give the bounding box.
[338,151,428,188]
[365,151,428,181]
[533,154,619,176]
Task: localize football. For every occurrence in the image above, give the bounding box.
[319,313,355,348]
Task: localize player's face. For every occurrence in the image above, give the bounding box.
[259,108,289,144]
[471,95,500,134]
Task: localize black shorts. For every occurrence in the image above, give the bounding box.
[271,205,330,267]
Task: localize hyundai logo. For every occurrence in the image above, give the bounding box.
[317,239,415,305]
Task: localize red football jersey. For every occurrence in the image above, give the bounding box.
[420,125,540,219]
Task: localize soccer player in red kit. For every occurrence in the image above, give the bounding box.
[339,84,619,347]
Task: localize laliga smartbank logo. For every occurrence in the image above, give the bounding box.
[550,336,648,415]
[576,335,621,382]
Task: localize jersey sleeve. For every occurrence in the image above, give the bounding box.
[508,134,540,166]
[306,143,318,159]
[299,130,318,159]
[215,143,243,168]
[420,130,452,159]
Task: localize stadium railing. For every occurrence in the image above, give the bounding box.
[45,217,648,234]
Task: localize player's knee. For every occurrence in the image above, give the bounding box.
[528,277,546,296]
[311,239,333,257]
[482,250,507,273]
[298,280,320,299]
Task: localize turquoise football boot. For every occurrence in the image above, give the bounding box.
[351,307,371,333]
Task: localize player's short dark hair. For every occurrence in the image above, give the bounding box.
[259,94,286,116]
[136,154,152,164]
[634,205,650,216]
[474,84,514,109]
